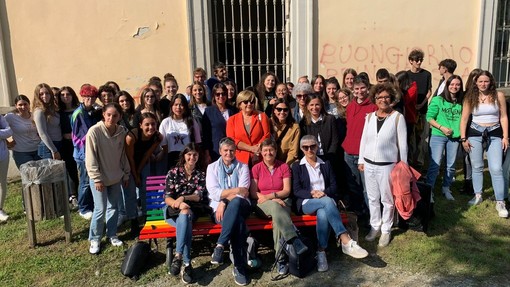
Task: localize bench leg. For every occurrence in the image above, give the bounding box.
[166,238,174,273]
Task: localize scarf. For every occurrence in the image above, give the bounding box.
[218,158,239,189]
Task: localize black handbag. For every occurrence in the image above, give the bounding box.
[271,233,316,280]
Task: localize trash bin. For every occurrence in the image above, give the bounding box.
[20,159,72,247]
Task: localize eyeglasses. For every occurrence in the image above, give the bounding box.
[275,107,289,113]
[145,95,155,99]
[302,144,317,151]
[215,92,226,97]
[242,100,255,105]
[375,96,391,101]
[296,94,308,99]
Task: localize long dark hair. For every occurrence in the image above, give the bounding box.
[169,94,195,141]
[303,94,327,125]
[441,75,464,104]
[56,86,80,111]
[271,98,295,128]
[177,142,201,169]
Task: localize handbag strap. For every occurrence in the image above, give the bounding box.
[275,124,291,145]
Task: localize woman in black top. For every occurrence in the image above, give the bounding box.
[299,94,339,162]
[125,113,165,224]
[57,86,80,205]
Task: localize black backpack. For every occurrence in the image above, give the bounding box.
[272,234,316,280]
[120,241,151,280]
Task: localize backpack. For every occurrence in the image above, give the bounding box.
[272,234,316,280]
[120,241,151,280]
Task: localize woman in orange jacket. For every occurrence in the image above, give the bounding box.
[226,90,271,166]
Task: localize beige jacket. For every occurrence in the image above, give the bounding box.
[85,121,130,186]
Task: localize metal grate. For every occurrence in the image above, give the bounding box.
[493,0,510,87]
[210,0,290,90]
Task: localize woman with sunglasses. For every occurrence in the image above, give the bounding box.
[292,135,368,272]
[358,83,408,247]
[291,82,314,124]
[202,83,237,163]
[271,98,300,165]
[460,70,508,218]
[226,90,271,166]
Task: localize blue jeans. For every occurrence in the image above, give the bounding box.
[468,135,505,200]
[503,151,510,199]
[119,175,138,220]
[12,150,40,169]
[215,197,251,271]
[344,153,367,210]
[426,135,459,189]
[166,212,193,265]
[88,180,122,241]
[302,196,347,249]
[37,141,61,159]
[76,161,94,213]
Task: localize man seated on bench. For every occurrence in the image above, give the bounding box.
[206,137,251,286]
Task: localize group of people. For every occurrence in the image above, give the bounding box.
[0,49,509,284]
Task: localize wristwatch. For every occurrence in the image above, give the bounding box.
[460,138,467,142]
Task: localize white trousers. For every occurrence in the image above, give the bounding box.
[364,162,395,234]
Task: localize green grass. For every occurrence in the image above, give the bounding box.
[0,178,509,286]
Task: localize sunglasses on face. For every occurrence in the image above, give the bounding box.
[302,144,317,151]
[215,92,226,97]
[242,100,255,105]
[275,107,289,113]
[296,94,307,99]
[413,58,424,62]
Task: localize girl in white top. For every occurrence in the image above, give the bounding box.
[460,70,509,218]
[358,83,407,247]
[32,83,62,160]
[5,95,41,168]
[159,94,201,170]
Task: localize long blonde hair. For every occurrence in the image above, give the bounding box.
[32,83,58,119]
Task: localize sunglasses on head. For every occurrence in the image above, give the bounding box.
[275,107,289,112]
[302,144,317,151]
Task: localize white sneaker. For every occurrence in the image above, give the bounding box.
[109,236,123,247]
[495,201,509,218]
[79,211,93,220]
[364,228,381,242]
[0,210,9,222]
[342,240,369,259]
[442,187,455,201]
[468,195,483,206]
[89,240,100,254]
[378,233,391,247]
[316,251,328,272]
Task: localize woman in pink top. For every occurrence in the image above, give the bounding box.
[249,138,308,275]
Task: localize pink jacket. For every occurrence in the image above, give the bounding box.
[390,161,421,220]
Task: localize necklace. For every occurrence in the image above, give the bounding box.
[480,95,488,103]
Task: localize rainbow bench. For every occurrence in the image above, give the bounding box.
[140,175,345,271]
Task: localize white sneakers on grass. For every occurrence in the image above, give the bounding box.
[495,201,509,218]
[89,240,100,254]
[0,210,9,222]
[79,211,93,220]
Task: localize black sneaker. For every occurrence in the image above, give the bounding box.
[211,245,224,265]
[232,267,248,286]
[170,257,182,276]
[291,237,308,255]
[181,263,193,284]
